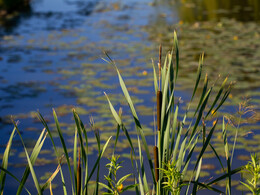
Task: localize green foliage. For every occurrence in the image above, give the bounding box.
[99,155,136,195]
[241,154,260,195]
[159,161,186,194]
[104,31,245,194]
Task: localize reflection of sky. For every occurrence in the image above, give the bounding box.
[33,0,80,12]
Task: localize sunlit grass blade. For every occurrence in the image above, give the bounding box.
[0,127,15,194]
[192,158,202,195]
[104,92,122,125]
[37,112,67,195]
[98,182,113,193]
[14,123,47,195]
[41,164,61,191]
[169,102,179,156]
[72,111,89,195]
[72,110,87,166]
[137,136,149,194]
[152,59,158,94]
[13,122,46,195]
[104,52,155,183]
[53,109,75,195]
[173,31,179,82]
[222,117,231,195]
[112,64,155,184]
[73,130,78,194]
[49,181,53,195]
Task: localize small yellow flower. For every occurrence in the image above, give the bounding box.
[229,94,233,99]
[211,110,216,116]
[179,20,184,25]
[117,183,123,192]
[213,120,217,126]
[142,70,148,76]
[233,36,238,41]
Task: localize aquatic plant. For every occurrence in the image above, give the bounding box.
[104,31,245,194]
[241,154,260,195]
[0,109,112,195]
[99,155,136,194]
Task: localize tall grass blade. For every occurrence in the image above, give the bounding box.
[192,158,202,195]
[173,31,179,82]
[193,120,217,171]
[86,136,112,183]
[194,74,208,116]
[152,59,158,94]
[53,109,75,195]
[222,118,231,195]
[37,112,67,195]
[13,122,46,195]
[137,136,149,194]
[0,127,15,195]
[206,166,244,186]
[73,131,78,194]
[41,164,61,191]
[191,53,203,100]
[206,77,228,117]
[211,85,231,116]
[105,61,155,183]
[14,122,47,195]
[190,87,212,140]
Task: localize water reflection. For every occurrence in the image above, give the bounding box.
[171,0,260,22]
[0,5,32,34]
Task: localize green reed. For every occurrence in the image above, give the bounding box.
[105,31,246,194]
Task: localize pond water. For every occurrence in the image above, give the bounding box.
[0,0,260,194]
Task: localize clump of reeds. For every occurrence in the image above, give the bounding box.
[105,31,246,194]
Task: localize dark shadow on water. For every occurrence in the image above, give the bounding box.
[0,6,32,35]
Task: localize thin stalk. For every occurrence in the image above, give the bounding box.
[77,149,81,195]
[231,115,241,165]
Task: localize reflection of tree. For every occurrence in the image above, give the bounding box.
[0,0,31,33]
[172,0,260,22]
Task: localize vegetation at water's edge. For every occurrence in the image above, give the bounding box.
[0,32,259,194]
[0,0,30,19]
